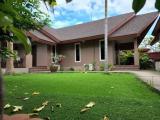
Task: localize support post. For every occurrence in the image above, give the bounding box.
[5,41,14,74]
[134,40,139,66]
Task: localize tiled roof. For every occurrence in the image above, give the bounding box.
[28,12,158,45]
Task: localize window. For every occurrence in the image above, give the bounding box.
[99,40,105,61]
[51,45,56,63]
[75,43,81,62]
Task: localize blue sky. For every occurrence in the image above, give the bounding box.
[41,0,157,30]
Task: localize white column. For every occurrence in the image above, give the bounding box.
[25,53,32,68]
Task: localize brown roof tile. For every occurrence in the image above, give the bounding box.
[28,12,158,45]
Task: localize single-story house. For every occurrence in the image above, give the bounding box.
[1,12,159,72]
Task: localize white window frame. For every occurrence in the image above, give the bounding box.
[75,43,81,62]
[99,40,105,61]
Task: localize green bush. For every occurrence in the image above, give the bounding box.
[139,53,154,69]
[69,67,74,71]
[99,63,105,71]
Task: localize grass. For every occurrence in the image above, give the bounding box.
[4,73,160,120]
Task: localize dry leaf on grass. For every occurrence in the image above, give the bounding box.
[23,97,30,101]
[80,101,96,114]
[24,92,29,95]
[32,92,40,95]
[13,106,23,112]
[33,101,49,112]
[56,103,62,108]
[29,113,39,118]
[43,117,51,120]
[51,106,54,112]
[103,115,109,120]
[80,108,90,113]
[42,101,49,106]
[85,101,95,108]
[4,103,11,109]
[33,106,45,112]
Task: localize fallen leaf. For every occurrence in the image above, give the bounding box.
[24,92,29,95]
[13,106,23,112]
[42,101,49,106]
[104,115,109,120]
[29,113,39,118]
[56,103,62,108]
[80,108,90,113]
[51,106,54,112]
[23,97,29,101]
[43,117,51,120]
[32,92,40,95]
[33,106,45,112]
[85,101,95,108]
[4,103,11,109]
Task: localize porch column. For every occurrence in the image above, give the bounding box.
[134,40,139,66]
[25,53,32,68]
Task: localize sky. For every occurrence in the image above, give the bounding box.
[40,0,157,29]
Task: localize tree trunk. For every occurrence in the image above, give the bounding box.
[0,41,3,120]
[5,41,14,74]
[105,0,108,72]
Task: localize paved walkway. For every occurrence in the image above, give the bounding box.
[112,70,160,91]
[130,70,160,91]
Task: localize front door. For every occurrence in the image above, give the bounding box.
[32,44,37,67]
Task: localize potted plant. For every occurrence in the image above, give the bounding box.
[50,55,65,72]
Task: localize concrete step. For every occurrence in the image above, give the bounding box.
[112,65,139,71]
[29,66,49,72]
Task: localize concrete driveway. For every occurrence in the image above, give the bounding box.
[130,70,160,91]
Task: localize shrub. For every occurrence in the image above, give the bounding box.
[99,63,105,71]
[50,65,58,72]
[69,67,74,71]
[139,53,154,69]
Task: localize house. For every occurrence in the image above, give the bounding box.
[1,12,159,72]
[150,17,160,71]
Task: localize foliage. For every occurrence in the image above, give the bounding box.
[4,73,160,119]
[69,67,74,71]
[119,50,134,65]
[0,47,17,60]
[139,53,154,69]
[99,63,105,71]
[132,0,160,13]
[52,55,65,65]
[50,65,58,72]
[108,64,113,71]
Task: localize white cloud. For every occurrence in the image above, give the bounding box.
[108,0,157,16]
[40,0,158,28]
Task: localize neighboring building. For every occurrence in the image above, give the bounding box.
[1,12,159,72]
[150,17,160,71]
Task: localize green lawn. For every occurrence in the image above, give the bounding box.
[4,73,160,120]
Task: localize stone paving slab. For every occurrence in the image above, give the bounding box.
[111,70,160,91]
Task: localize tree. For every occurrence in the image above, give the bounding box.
[132,0,160,13]
[0,0,71,118]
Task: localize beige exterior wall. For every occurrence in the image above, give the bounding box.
[58,40,115,70]
[36,44,52,66]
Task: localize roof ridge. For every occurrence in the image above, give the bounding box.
[108,13,135,36]
[40,29,60,43]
